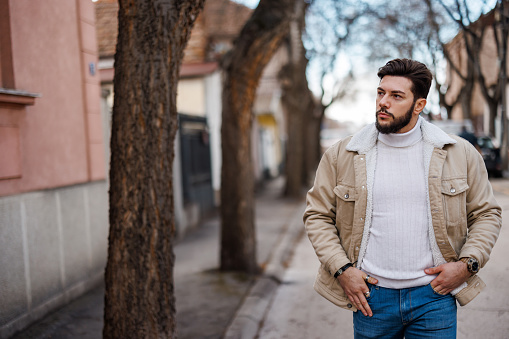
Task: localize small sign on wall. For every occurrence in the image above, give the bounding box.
[89,62,96,76]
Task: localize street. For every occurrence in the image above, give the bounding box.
[257,179,509,339]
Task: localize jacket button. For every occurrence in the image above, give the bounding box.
[344,193,349,199]
[450,188,456,193]
[347,303,353,308]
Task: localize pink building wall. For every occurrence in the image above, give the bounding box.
[0,0,105,197]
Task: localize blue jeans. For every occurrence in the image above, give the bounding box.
[353,283,457,338]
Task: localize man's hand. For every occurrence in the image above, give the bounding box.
[425,262,471,295]
[337,267,378,317]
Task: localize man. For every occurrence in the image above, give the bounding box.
[304,58,502,338]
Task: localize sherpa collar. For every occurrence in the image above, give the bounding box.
[346,116,457,154]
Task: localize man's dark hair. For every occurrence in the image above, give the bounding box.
[377,58,433,100]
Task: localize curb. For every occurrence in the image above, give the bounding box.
[223,201,305,339]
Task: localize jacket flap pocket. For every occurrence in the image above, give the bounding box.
[334,184,356,201]
[441,178,469,196]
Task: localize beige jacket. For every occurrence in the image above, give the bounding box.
[304,119,502,311]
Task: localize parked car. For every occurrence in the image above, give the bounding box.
[477,136,503,177]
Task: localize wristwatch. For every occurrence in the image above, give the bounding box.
[334,263,353,278]
[460,257,479,275]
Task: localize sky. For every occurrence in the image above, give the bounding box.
[232,0,258,8]
[327,70,378,128]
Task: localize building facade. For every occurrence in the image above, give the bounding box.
[0,0,108,337]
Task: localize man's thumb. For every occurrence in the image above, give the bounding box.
[425,267,437,275]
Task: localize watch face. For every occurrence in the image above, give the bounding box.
[471,260,479,272]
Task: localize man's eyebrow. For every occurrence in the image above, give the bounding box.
[377,87,407,95]
[391,90,406,94]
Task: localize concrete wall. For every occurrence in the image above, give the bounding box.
[0,181,108,338]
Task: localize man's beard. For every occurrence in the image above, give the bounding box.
[375,101,416,134]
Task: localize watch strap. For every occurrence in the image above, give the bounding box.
[334,263,353,278]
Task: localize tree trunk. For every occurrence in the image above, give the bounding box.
[460,80,473,122]
[280,58,308,198]
[488,100,498,137]
[305,104,324,182]
[282,78,305,198]
[220,0,296,273]
[459,56,475,124]
[280,0,313,198]
[104,1,204,338]
[303,100,320,186]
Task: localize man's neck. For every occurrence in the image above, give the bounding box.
[378,117,422,148]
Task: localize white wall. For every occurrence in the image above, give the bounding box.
[177,78,206,116]
[204,71,222,202]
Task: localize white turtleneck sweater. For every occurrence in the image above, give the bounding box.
[361,119,436,289]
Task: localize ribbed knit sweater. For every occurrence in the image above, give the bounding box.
[361,119,436,289]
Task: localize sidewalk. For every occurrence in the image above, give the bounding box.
[9,177,305,339]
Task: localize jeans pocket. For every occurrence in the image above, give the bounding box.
[365,283,377,301]
[429,283,450,298]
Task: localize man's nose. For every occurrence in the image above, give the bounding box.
[379,94,389,108]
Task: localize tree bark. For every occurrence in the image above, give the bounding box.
[488,99,498,136]
[305,104,324,180]
[280,0,315,198]
[281,62,306,198]
[460,59,475,122]
[220,0,296,273]
[104,1,204,338]
[303,101,320,186]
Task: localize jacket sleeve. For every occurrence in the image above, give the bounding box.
[461,142,502,268]
[303,143,351,277]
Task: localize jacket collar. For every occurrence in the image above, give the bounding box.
[346,116,457,154]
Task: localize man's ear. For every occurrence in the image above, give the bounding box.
[414,98,427,114]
